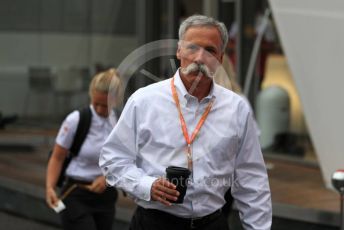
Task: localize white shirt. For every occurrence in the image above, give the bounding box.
[100,70,272,230]
[56,105,116,181]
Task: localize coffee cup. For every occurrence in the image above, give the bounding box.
[166,166,191,203]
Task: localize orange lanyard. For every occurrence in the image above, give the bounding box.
[170,77,214,171]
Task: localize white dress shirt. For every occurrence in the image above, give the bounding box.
[56,105,116,181]
[100,70,272,230]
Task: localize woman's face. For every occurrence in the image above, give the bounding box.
[91,91,109,118]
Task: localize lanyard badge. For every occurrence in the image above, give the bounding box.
[170,77,214,171]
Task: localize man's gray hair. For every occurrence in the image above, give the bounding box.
[178,15,228,52]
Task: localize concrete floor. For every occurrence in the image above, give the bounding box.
[0,211,60,230]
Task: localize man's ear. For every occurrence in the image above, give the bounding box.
[176,47,181,60]
[219,53,224,64]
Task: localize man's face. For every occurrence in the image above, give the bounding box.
[176,26,224,79]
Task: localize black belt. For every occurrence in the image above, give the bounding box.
[65,177,93,185]
[137,206,222,229]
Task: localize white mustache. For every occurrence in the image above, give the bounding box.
[181,63,214,78]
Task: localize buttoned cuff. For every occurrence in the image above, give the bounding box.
[138,175,157,201]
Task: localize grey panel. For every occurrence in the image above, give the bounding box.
[40,0,63,31]
[0,0,136,34]
[0,0,40,30]
[62,0,89,33]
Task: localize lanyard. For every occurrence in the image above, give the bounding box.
[170,77,214,171]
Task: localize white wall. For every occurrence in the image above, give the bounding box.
[268,0,344,188]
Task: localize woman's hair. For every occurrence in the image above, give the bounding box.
[89,68,123,105]
[178,15,228,52]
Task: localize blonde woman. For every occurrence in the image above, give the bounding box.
[46,68,122,230]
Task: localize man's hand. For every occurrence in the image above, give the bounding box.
[151,178,179,206]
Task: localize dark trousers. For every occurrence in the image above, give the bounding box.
[222,189,234,218]
[129,206,229,230]
[60,183,117,230]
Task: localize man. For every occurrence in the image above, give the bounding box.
[100,15,272,230]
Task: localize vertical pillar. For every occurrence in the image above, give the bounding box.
[136,0,161,88]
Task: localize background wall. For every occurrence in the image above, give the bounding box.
[0,33,136,118]
[0,0,137,118]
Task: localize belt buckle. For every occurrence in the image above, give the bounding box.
[190,217,202,229]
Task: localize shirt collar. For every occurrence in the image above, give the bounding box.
[174,69,217,102]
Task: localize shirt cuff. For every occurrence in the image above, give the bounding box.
[138,175,157,201]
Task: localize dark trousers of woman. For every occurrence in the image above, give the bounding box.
[129,206,229,230]
[60,183,117,230]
